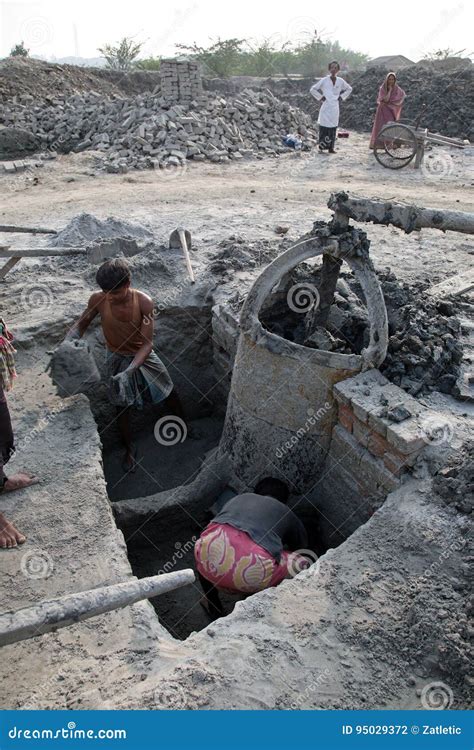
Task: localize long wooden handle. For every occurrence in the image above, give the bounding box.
[0,247,87,257]
[0,225,57,234]
[178,229,195,284]
[0,569,195,647]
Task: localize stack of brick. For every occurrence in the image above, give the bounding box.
[160,59,203,103]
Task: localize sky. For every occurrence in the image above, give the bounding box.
[0,0,472,62]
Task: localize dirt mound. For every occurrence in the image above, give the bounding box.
[340,64,473,139]
[50,213,153,247]
[0,57,125,101]
[0,125,39,157]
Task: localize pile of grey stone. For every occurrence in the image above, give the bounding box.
[0,87,316,173]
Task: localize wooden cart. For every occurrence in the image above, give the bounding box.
[373,107,466,170]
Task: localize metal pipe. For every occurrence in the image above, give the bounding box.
[0,569,195,647]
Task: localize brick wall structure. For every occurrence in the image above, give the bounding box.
[305,369,434,545]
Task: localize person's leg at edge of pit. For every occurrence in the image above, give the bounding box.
[0,319,39,548]
[65,258,188,474]
[194,477,312,620]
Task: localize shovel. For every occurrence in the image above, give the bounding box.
[169,227,195,284]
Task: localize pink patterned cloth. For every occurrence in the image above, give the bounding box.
[195,522,310,594]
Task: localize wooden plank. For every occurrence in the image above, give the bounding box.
[427,269,474,298]
[0,257,21,280]
[0,225,57,234]
[0,247,86,258]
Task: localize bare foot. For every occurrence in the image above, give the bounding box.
[0,512,26,548]
[4,473,39,492]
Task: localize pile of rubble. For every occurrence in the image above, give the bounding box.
[0,87,316,171]
[261,266,465,398]
[0,57,124,101]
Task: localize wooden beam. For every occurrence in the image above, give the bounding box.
[0,569,195,647]
[427,269,474,299]
[328,192,474,235]
[0,257,21,280]
[0,224,57,234]
[0,247,86,258]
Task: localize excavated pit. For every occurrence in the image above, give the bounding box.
[89,271,383,639]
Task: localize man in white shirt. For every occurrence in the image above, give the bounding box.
[310,61,353,153]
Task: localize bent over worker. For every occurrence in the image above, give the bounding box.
[195,477,311,619]
[310,60,353,153]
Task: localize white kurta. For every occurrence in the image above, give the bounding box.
[310,75,353,127]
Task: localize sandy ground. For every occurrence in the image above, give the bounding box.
[1,133,473,270]
[0,133,472,710]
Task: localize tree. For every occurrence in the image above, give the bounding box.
[240,40,279,76]
[424,48,466,60]
[98,37,143,70]
[136,57,161,71]
[10,41,29,57]
[176,38,246,78]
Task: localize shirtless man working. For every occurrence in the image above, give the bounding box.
[68,258,183,472]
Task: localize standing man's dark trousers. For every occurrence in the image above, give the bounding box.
[319,126,337,152]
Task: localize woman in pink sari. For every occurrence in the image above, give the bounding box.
[369,72,406,149]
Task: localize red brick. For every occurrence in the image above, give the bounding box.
[338,404,354,433]
[367,430,390,458]
[383,451,409,476]
[353,417,370,447]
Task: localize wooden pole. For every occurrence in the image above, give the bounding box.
[0,225,57,234]
[0,257,21,280]
[0,569,195,647]
[0,247,86,258]
[328,193,474,235]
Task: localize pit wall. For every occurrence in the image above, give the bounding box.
[310,369,430,544]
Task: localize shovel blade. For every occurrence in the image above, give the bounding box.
[169,228,192,250]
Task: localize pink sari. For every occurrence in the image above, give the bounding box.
[369,72,406,148]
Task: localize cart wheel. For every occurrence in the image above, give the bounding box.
[374,124,418,169]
